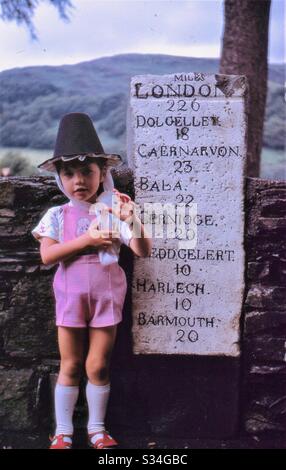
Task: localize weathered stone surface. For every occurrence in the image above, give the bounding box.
[0,369,34,431]
[127,73,247,356]
[244,386,286,434]
[258,217,286,236]
[246,178,286,239]
[244,336,286,363]
[247,262,270,281]
[0,209,15,218]
[247,259,286,284]
[0,174,285,440]
[132,355,240,438]
[261,198,286,217]
[249,365,286,377]
[0,181,15,208]
[245,414,285,434]
[2,274,58,358]
[245,286,286,310]
[243,178,286,435]
[244,311,286,335]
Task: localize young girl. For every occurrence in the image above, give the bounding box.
[31,113,152,449]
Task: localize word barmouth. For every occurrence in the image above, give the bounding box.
[137,313,220,328]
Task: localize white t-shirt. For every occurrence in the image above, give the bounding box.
[31,201,133,251]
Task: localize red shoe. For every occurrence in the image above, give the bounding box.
[88,430,118,449]
[49,434,73,449]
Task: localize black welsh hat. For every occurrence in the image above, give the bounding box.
[37,112,122,173]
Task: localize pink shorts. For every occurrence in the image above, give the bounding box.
[52,254,127,328]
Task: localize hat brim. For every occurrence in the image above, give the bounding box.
[37,153,123,173]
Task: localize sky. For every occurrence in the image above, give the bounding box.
[0,0,284,72]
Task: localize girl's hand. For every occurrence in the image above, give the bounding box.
[78,226,119,249]
[110,188,138,222]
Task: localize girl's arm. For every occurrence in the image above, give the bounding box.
[110,189,152,258]
[129,215,152,257]
[40,231,115,265]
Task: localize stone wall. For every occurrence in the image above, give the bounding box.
[243,178,286,435]
[0,172,285,438]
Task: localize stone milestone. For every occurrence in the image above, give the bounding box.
[127,72,247,355]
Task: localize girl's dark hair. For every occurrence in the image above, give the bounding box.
[55,156,108,197]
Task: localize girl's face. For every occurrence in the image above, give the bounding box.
[59,161,106,203]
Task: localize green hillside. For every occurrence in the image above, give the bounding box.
[0,53,284,179]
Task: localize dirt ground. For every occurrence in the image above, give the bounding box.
[0,430,285,450]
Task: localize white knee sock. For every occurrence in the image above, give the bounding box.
[86,381,110,443]
[54,383,79,435]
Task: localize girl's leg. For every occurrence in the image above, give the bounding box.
[58,326,86,386]
[54,327,86,437]
[85,325,117,438]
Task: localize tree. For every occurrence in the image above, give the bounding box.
[0,0,72,38]
[0,151,36,176]
[1,0,273,178]
[220,0,271,177]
